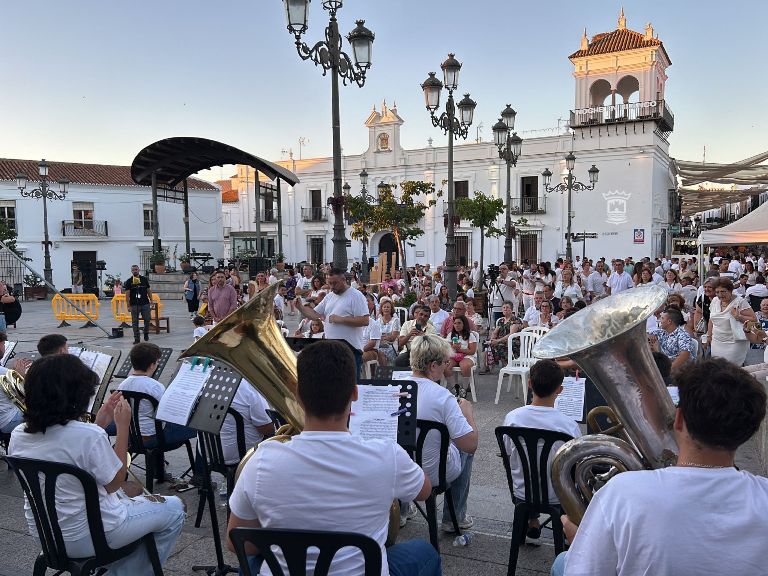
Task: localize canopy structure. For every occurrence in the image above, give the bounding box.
[131,137,299,256]
[697,199,768,246]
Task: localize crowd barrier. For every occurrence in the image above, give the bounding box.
[51,294,100,328]
[111,294,164,327]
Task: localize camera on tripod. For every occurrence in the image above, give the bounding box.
[487,264,500,283]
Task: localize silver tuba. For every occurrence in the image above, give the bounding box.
[532,285,678,524]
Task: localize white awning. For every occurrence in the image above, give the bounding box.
[697,200,768,246]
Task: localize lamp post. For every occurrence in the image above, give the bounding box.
[343,169,377,282]
[15,159,70,289]
[541,153,599,261]
[283,0,374,270]
[421,54,477,300]
[492,105,523,264]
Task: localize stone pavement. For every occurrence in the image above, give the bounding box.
[0,296,763,575]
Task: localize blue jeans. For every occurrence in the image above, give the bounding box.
[551,551,567,576]
[0,409,23,434]
[0,314,6,333]
[105,422,203,474]
[442,451,474,524]
[244,539,441,576]
[353,348,363,382]
[65,495,185,576]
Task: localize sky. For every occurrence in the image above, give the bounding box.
[1,0,765,183]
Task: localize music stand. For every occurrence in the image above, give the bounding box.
[1,341,17,367]
[114,347,173,380]
[78,346,122,416]
[359,379,418,452]
[283,336,322,353]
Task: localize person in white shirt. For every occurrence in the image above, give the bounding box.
[746,275,768,301]
[728,257,743,276]
[553,269,583,302]
[410,335,478,532]
[295,265,314,303]
[192,315,209,342]
[586,261,609,301]
[273,285,287,316]
[661,269,682,292]
[220,380,274,465]
[606,261,634,295]
[10,354,185,574]
[296,268,370,379]
[758,253,766,274]
[443,315,478,381]
[426,295,449,330]
[522,292,545,327]
[491,263,520,324]
[226,340,440,576]
[526,300,560,329]
[521,262,539,311]
[553,359,768,576]
[267,268,279,286]
[470,261,482,287]
[502,360,581,542]
[394,305,437,367]
[361,293,382,364]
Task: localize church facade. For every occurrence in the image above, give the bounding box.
[229,12,677,268]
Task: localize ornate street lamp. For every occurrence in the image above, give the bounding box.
[15,159,70,289]
[283,0,375,270]
[492,105,523,263]
[541,154,599,261]
[421,53,477,299]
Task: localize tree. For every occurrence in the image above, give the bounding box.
[345,180,438,291]
[455,191,505,288]
[0,219,24,258]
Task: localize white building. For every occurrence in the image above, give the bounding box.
[225,12,677,268]
[0,158,223,291]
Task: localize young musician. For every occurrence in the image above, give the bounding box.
[37,333,68,356]
[9,354,185,574]
[226,340,440,576]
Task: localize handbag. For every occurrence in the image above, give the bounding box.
[694,316,707,334]
[728,300,748,342]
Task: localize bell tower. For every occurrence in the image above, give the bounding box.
[365,100,404,160]
[570,9,671,112]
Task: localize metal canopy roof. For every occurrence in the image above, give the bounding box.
[130,137,299,189]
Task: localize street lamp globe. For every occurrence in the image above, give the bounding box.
[359,168,368,187]
[588,164,600,184]
[342,182,351,194]
[565,152,576,172]
[501,104,517,130]
[492,119,508,147]
[283,0,310,35]
[541,167,553,188]
[421,72,443,111]
[38,159,49,178]
[510,133,523,158]
[440,53,461,91]
[58,178,70,195]
[15,173,27,191]
[377,180,388,198]
[347,20,374,69]
[457,93,476,127]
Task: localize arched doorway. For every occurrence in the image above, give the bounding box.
[376,232,400,273]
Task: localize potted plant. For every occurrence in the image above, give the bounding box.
[276,252,286,271]
[150,251,166,274]
[23,273,47,300]
[104,273,120,298]
[179,253,192,271]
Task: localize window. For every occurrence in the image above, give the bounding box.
[454,180,469,199]
[520,176,539,212]
[308,236,324,265]
[310,189,322,208]
[143,204,154,236]
[72,202,94,230]
[0,201,16,232]
[456,233,470,267]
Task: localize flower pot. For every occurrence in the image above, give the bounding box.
[153,264,166,274]
[180,262,191,271]
[24,286,47,300]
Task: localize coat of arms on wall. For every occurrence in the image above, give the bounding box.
[602,190,631,224]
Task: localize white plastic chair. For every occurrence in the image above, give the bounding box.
[363,359,378,379]
[395,307,409,325]
[495,332,541,404]
[521,325,549,338]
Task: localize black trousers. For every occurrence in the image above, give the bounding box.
[131,303,151,339]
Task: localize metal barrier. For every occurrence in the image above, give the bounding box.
[51,294,100,328]
[111,294,164,328]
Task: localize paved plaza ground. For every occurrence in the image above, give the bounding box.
[0,297,763,575]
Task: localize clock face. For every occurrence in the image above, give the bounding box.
[378,133,390,151]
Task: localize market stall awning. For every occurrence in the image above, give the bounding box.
[697,199,768,246]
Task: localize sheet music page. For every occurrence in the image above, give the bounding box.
[156,364,211,426]
[68,346,83,357]
[349,385,401,442]
[554,377,586,421]
[79,350,101,412]
[89,352,113,383]
[392,371,415,381]
[667,386,680,406]
[1,342,15,366]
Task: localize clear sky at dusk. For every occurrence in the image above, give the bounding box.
[1,0,765,182]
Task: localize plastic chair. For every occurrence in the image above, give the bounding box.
[521,325,549,337]
[363,359,378,379]
[495,332,541,404]
[3,455,164,576]
[229,527,382,576]
[120,390,196,493]
[494,426,573,576]
[395,306,409,325]
[414,419,462,551]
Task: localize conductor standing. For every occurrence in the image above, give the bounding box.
[124,264,153,344]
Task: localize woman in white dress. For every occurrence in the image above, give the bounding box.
[707,278,757,366]
[662,269,682,293]
[443,316,478,379]
[376,298,401,366]
[553,269,583,301]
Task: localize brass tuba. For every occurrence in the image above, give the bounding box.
[532,285,678,525]
[0,369,26,413]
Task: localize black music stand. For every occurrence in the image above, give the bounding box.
[114,347,173,380]
[72,346,121,416]
[161,359,241,576]
[358,379,418,452]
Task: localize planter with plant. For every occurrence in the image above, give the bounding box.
[150,251,166,273]
[23,273,47,300]
[104,273,121,298]
[276,252,286,271]
[179,253,192,271]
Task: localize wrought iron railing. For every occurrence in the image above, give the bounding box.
[509,196,547,215]
[254,209,277,223]
[301,207,329,221]
[61,220,109,237]
[570,99,674,132]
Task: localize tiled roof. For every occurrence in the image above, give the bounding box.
[569,28,667,61]
[0,158,217,190]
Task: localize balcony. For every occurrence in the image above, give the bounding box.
[61,220,109,237]
[509,196,546,215]
[301,207,329,222]
[254,209,277,223]
[570,99,674,132]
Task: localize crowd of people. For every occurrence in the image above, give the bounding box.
[1,248,767,576]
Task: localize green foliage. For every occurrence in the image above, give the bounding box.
[23,273,44,287]
[455,192,505,236]
[104,273,121,289]
[0,219,24,258]
[399,290,417,310]
[150,251,166,265]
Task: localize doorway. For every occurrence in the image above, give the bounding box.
[72,251,98,296]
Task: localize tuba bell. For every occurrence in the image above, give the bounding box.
[533,285,678,524]
[0,369,26,413]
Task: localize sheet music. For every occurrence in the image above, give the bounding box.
[68,346,83,357]
[392,371,415,381]
[349,384,401,442]
[1,342,15,366]
[555,377,586,421]
[79,350,112,382]
[667,386,680,406]
[155,363,211,425]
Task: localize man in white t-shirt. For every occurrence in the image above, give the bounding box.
[226,340,440,576]
[606,260,634,295]
[491,263,520,324]
[586,261,609,301]
[552,359,768,576]
[267,268,279,286]
[295,265,314,302]
[503,360,581,542]
[221,380,274,465]
[426,295,449,329]
[522,291,545,327]
[521,262,539,312]
[296,268,369,379]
